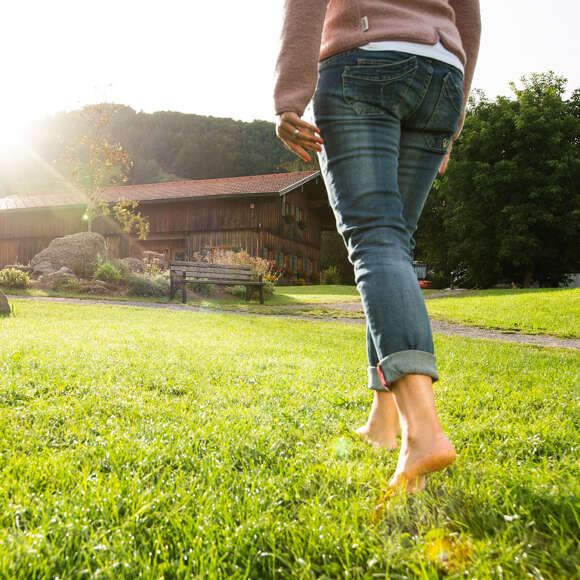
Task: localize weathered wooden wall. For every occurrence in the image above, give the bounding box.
[0,206,87,266]
[0,180,330,273]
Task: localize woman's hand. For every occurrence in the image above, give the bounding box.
[276,112,323,163]
[438,142,453,175]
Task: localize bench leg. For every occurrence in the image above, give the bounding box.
[245,286,251,302]
[182,271,187,304]
[259,285,264,304]
[170,276,175,300]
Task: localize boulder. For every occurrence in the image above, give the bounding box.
[0,289,10,315]
[47,269,78,283]
[30,232,106,278]
[77,280,111,295]
[32,261,58,277]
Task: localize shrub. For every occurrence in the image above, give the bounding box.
[224,285,247,300]
[0,268,31,289]
[191,249,278,284]
[261,280,275,299]
[309,272,320,284]
[70,257,97,279]
[143,263,164,277]
[321,266,342,285]
[126,273,169,297]
[52,276,81,293]
[429,270,450,290]
[94,262,122,285]
[225,281,274,301]
[192,283,216,297]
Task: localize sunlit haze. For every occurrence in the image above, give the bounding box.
[1,0,578,133]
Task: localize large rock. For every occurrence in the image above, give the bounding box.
[32,261,58,276]
[41,267,79,289]
[30,232,107,278]
[0,290,10,315]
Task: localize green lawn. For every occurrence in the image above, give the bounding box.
[5,285,579,338]
[0,300,578,578]
[426,288,580,338]
[1,284,363,305]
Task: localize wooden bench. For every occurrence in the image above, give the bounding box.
[169,261,265,304]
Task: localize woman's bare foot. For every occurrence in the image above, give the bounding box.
[388,374,456,493]
[389,432,455,492]
[355,391,400,450]
[355,423,398,450]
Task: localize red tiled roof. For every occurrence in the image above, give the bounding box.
[0,171,320,211]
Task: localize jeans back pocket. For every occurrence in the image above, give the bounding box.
[342,54,419,117]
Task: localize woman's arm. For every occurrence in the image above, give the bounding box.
[274,0,328,117]
[449,0,482,139]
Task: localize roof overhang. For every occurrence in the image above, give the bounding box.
[278,171,321,196]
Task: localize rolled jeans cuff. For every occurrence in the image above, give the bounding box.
[375,350,439,391]
[368,366,390,392]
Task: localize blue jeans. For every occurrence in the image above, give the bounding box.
[313,49,463,391]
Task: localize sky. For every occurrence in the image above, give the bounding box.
[1,0,578,152]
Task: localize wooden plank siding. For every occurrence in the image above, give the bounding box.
[0,174,332,274]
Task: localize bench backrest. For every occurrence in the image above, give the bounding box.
[170,260,254,282]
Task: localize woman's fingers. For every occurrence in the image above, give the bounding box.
[276,112,323,162]
[279,136,312,162]
[278,111,321,134]
[278,120,323,146]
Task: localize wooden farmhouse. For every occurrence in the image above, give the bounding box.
[0,171,334,279]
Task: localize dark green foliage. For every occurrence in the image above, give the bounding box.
[191,283,216,297]
[0,105,300,195]
[52,277,81,293]
[93,262,122,285]
[321,266,342,285]
[225,285,248,299]
[417,73,580,287]
[321,231,355,285]
[126,273,170,297]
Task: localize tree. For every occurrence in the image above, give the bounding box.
[320,231,355,285]
[63,104,150,239]
[425,73,580,287]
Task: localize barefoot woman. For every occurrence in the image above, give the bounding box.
[274,0,481,491]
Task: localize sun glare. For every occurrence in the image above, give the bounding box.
[0,118,27,156]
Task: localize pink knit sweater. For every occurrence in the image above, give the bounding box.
[274,0,481,137]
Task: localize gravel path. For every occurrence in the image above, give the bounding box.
[7,294,579,350]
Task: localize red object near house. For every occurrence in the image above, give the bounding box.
[419,280,432,289]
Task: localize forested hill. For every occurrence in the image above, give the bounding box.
[0,105,313,196]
